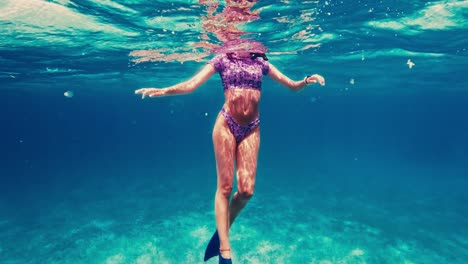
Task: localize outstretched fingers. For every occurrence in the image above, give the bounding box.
[135,88,149,99]
[135,88,161,99]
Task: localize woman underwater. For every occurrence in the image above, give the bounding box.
[135,45,325,264]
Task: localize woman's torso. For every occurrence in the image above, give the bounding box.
[209,53,269,126]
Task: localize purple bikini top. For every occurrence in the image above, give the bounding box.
[208,53,270,91]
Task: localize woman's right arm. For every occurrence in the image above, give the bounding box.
[135,64,216,99]
[267,63,325,91]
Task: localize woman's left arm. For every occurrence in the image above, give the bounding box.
[267,63,325,91]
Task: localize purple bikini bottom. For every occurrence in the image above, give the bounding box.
[221,108,260,144]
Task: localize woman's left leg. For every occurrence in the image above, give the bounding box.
[229,127,260,225]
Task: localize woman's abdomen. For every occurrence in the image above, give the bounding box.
[224,88,261,126]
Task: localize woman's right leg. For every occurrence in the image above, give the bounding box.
[229,126,259,225]
[213,113,236,259]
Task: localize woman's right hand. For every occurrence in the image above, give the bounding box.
[135,88,166,99]
[305,74,325,86]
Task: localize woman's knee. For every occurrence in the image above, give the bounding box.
[238,188,254,200]
[237,170,255,199]
[217,183,233,198]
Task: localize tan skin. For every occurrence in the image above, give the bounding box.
[135,56,325,259]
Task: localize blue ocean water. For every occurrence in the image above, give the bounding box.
[1,0,468,263]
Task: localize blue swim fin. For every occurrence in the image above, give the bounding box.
[204,230,220,261]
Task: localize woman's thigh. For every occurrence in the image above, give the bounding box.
[212,114,237,189]
[236,127,260,194]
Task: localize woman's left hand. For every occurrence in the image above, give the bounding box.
[135,88,166,99]
[306,74,325,86]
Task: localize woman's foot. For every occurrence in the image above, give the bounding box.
[219,249,232,264]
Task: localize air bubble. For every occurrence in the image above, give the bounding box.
[64,90,74,98]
